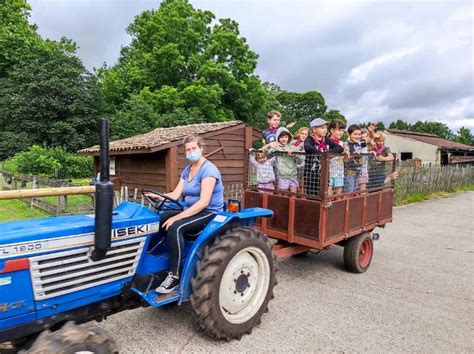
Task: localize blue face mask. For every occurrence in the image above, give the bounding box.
[186,150,202,162]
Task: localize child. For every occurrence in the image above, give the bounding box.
[264,127,302,193]
[292,127,310,151]
[262,110,296,149]
[327,120,346,196]
[344,125,366,193]
[304,118,344,197]
[262,110,282,148]
[249,150,275,190]
[358,128,371,192]
[368,132,394,190]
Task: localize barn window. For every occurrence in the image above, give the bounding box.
[400,152,413,161]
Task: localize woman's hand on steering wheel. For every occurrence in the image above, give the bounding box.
[142,189,184,212]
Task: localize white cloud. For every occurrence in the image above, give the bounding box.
[347,47,421,85]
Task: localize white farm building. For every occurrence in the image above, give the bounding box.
[384,130,474,166]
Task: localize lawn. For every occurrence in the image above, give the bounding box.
[0,199,49,223]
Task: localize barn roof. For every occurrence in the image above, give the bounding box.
[450,156,474,164]
[78,120,245,155]
[387,129,474,151]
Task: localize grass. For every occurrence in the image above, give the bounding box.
[394,185,474,206]
[0,199,49,222]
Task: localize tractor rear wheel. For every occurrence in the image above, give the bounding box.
[343,232,374,273]
[190,227,277,340]
[27,321,118,354]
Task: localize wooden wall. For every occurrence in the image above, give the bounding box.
[177,125,260,186]
[110,151,168,192]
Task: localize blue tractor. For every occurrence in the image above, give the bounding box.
[0,119,276,352]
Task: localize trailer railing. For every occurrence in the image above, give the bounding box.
[246,150,396,201]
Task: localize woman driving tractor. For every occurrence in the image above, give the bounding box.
[144,135,224,294]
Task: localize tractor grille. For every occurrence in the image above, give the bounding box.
[29,237,146,300]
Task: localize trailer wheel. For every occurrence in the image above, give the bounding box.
[343,232,373,273]
[190,227,277,340]
[27,321,118,354]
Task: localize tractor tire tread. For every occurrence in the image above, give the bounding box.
[27,321,118,354]
[190,227,277,340]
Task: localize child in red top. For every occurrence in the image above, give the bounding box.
[327,120,346,196]
[303,118,344,197]
[292,127,310,151]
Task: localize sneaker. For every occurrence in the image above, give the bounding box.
[155,272,180,294]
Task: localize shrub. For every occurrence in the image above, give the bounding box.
[5,145,93,179]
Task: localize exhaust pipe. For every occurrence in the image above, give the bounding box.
[91,118,114,261]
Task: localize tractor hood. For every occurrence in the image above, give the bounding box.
[0,202,159,259]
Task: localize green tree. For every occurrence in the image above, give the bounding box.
[0,0,102,159]
[455,127,473,146]
[323,109,346,123]
[100,0,268,135]
[0,39,102,159]
[410,121,454,140]
[0,0,41,78]
[276,90,327,124]
[376,121,386,131]
[388,119,412,130]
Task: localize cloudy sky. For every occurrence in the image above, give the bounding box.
[29,0,473,130]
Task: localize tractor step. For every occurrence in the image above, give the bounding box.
[131,287,180,307]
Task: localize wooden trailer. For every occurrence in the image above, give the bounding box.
[242,151,395,272]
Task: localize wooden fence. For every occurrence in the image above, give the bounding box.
[394,164,474,202]
[0,169,94,214]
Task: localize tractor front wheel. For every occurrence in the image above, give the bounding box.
[27,321,118,354]
[343,232,374,273]
[190,227,277,340]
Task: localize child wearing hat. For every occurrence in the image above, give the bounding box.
[303,117,344,197]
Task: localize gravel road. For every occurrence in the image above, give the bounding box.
[97,191,474,352]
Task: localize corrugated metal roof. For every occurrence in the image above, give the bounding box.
[78,120,243,155]
[387,129,474,151]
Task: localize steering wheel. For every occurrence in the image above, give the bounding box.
[142,189,184,212]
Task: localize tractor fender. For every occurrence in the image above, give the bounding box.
[179,207,272,302]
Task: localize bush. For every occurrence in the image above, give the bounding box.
[5,145,93,179]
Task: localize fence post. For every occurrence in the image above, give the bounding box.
[30,177,38,209]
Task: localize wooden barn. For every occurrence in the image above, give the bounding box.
[78,121,260,192]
